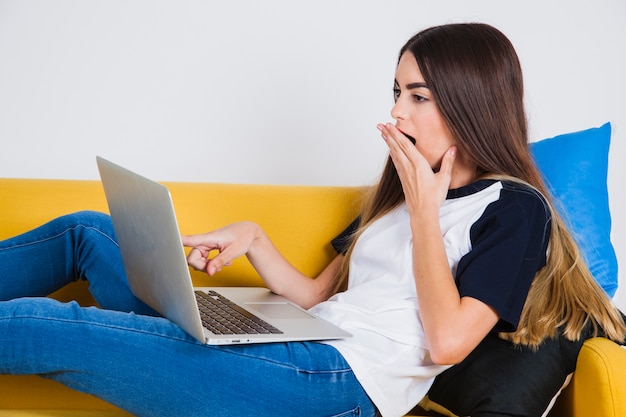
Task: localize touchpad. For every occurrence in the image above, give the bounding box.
[245,302,314,319]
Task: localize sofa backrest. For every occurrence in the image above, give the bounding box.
[0,179,365,288]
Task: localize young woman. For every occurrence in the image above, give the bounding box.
[1,23,624,417]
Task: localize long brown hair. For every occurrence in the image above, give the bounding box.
[332,23,625,347]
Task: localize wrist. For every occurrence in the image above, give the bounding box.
[409,205,439,226]
[245,222,266,256]
[410,211,442,243]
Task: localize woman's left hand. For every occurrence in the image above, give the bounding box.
[377,122,456,216]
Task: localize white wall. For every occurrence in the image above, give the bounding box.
[1,0,625,310]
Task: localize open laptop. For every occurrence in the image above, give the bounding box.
[96,156,351,345]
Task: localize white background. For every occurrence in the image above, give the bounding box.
[1,0,625,310]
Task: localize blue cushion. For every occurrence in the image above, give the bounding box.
[530,122,617,296]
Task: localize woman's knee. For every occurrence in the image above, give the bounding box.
[56,211,115,236]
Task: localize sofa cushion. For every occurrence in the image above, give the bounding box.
[421,329,586,417]
[530,122,617,296]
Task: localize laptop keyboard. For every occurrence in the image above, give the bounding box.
[195,290,283,335]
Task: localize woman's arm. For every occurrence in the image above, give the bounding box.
[409,211,499,365]
[379,123,499,365]
[182,222,343,309]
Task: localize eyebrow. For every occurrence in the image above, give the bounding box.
[394,80,429,89]
[406,82,428,89]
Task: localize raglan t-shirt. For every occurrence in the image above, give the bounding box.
[308,179,551,417]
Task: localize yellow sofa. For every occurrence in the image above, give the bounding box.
[0,178,624,417]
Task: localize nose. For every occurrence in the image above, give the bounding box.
[390,99,407,121]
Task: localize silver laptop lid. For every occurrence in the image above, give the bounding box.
[96,156,207,342]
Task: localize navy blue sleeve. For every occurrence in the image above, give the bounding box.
[455,182,551,332]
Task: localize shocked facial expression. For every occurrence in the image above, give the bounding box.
[391,52,457,171]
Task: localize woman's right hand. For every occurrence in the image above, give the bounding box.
[182,221,261,276]
[182,221,343,308]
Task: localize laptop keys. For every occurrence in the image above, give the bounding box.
[195,290,283,335]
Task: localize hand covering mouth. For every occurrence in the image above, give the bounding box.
[396,127,416,144]
[404,133,416,144]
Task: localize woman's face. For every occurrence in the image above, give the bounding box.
[390,52,457,172]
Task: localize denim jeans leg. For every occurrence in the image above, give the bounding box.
[0,297,376,417]
[0,211,155,314]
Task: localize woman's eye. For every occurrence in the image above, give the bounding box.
[394,88,427,103]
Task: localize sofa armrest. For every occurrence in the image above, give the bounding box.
[550,337,626,417]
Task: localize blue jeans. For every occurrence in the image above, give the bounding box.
[0,211,377,417]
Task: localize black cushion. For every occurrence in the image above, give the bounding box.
[424,330,587,417]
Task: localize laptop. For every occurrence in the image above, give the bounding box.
[96,156,352,345]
